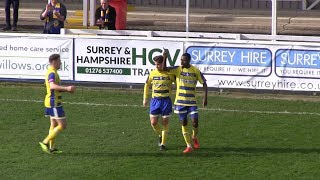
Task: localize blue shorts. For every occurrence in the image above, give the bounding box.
[174,105,198,120]
[150,97,172,118]
[45,106,66,119]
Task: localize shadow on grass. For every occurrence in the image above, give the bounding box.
[63,146,320,158]
[200,146,320,155]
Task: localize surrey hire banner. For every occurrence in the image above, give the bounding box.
[74,38,183,83]
[0,37,73,80]
[186,42,320,91]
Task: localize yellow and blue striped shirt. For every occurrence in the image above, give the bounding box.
[169,65,206,106]
[44,66,62,108]
[143,69,175,99]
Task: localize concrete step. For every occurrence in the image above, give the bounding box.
[289,17,320,23]
[126,25,271,34]
[279,29,320,36]
[0,2,82,10]
[284,23,320,31]
[0,11,317,24]
[7,10,320,26]
[1,22,318,36]
[0,8,78,16]
[61,14,315,26]
[126,25,320,36]
[64,25,98,29]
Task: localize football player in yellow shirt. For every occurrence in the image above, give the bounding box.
[39,54,76,154]
[165,52,208,154]
[143,54,175,151]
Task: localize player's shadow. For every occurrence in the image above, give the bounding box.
[64,146,320,158]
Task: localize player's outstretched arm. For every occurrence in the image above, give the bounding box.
[49,82,76,93]
[162,48,168,71]
[202,82,208,107]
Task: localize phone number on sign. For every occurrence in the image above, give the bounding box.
[77,66,131,75]
[85,67,123,74]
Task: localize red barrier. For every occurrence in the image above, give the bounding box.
[110,0,127,30]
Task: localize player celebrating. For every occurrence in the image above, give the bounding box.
[143,54,175,151]
[39,53,75,154]
[165,52,208,154]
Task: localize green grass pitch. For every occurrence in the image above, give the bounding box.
[1,83,320,179]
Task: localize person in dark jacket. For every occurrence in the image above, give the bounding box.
[40,0,67,34]
[95,0,116,30]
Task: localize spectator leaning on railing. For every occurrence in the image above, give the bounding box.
[40,0,67,34]
[95,0,116,30]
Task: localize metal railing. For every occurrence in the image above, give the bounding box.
[61,29,320,45]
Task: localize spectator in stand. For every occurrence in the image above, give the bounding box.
[95,0,116,30]
[40,0,67,34]
[3,0,19,31]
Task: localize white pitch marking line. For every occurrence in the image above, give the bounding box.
[1,98,320,116]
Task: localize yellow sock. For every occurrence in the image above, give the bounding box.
[49,126,55,149]
[161,124,169,145]
[192,127,199,138]
[182,125,192,147]
[152,123,162,137]
[43,125,63,144]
